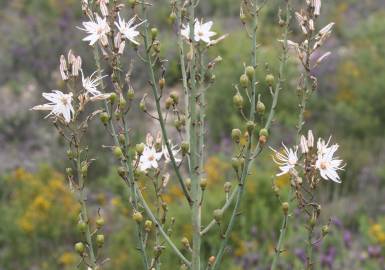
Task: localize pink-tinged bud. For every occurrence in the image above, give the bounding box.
[59,55,68,81]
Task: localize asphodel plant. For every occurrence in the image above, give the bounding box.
[32,0,344,269]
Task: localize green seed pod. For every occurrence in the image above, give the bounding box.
[109,92,117,103]
[132,211,143,223]
[231,157,240,171]
[231,128,242,143]
[322,225,329,236]
[127,88,135,100]
[246,121,256,133]
[96,217,105,229]
[66,149,74,160]
[118,134,126,145]
[99,112,109,125]
[265,74,275,86]
[309,216,317,228]
[224,181,232,193]
[74,242,85,254]
[96,234,105,247]
[119,96,127,109]
[259,128,269,138]
[136,143,145,155]
[144,220,153,232]
[181,141,190,156]
[200,178,208,190]
[233,94,244,109]
[159,78,165,90]
[240,74,250,88]
[128,0,136,7]
[245,66,255,80]
[81,164,88,176]
[139,100,147,112]
[113,146,124,159]
[151,27,158,40]
[77,221,87,233]
[256,101,266,114]
[213,209,223,222]
[282,202,289,215]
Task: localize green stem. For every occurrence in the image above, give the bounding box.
[141,3,193,206]
[270,214,288,270]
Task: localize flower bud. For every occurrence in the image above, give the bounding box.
[168,12,177,24]
[144,220,153,232]
[151,27,158,40]
[200,178,208,190]
[136,143,145,155]
[132,211,143,223]
[67,149,74,160]
[118,134,126,145]
[77,221,87,233]
[165,97,174,109]
[233,94,244,109]
[240,74,250,88]
[99,112,109,125]
[96,217,105,229]
[170,91,179,104]
[256,101,265,114]
[139,100,147,112]
[75,242,85,254]
[119,96,127,109]
[181,141,190,156]
[208,256,216,265]
[117,166,127,178]
[231,128,241,143]
[159,78,165,90]
[282,202,289,215]
[259,128,269,138]
[224,181,232,193]
[322,225,329,236]
[246,121,255,133]
[213,209,223,222]
[231,157,240,171]
[96,234,105,247]
[181,237,190,248]
[113,146,124,159]
[127,87,135,100]
[245,66,255,80]
[109,92,117,103]
[265,74,275,86]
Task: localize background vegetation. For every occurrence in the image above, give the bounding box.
[1,0,385,269]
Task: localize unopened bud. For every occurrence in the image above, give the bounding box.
[151,27,158,40]
[165,97,174,109]
[139,100,147,112]
[208,256,216,265]
[233,93,244,109]
[169,12,177,24]
[144,220,153,232]
[117,166,127,178]
[159,78,165,90]
[113,146,124,159]
[99,112,109,125]
[181,237,190,248]
[181,141,190,155]
[96,217,105,229]
[256,101,265,114]
[240,74,250,88]
[245,66,255,80]
[96,234,105,247]
[127,88,135,100]
[231,157,240,171]
[224,181,232,193]
[246,121,255,133]
[77,221,87,233]
[66,167,73,176]
[265,74,275,86]
[109,92,117,103]
[231,128,241,143]
[136,143,145,155]
[259,128,269,138]
[170,91,179,104]
[75,242,85,255]
[132,211,144,223]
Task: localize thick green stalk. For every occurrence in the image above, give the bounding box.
[187,2,201,269]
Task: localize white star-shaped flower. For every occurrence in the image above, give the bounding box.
[138,145,163,171]
[115,14,145,45]
[78,14,110,46]
[181,19,217,44]
[271,143,298,176]
[81,70,110,100]
[32,90,74,123]
[316,143,344,183]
